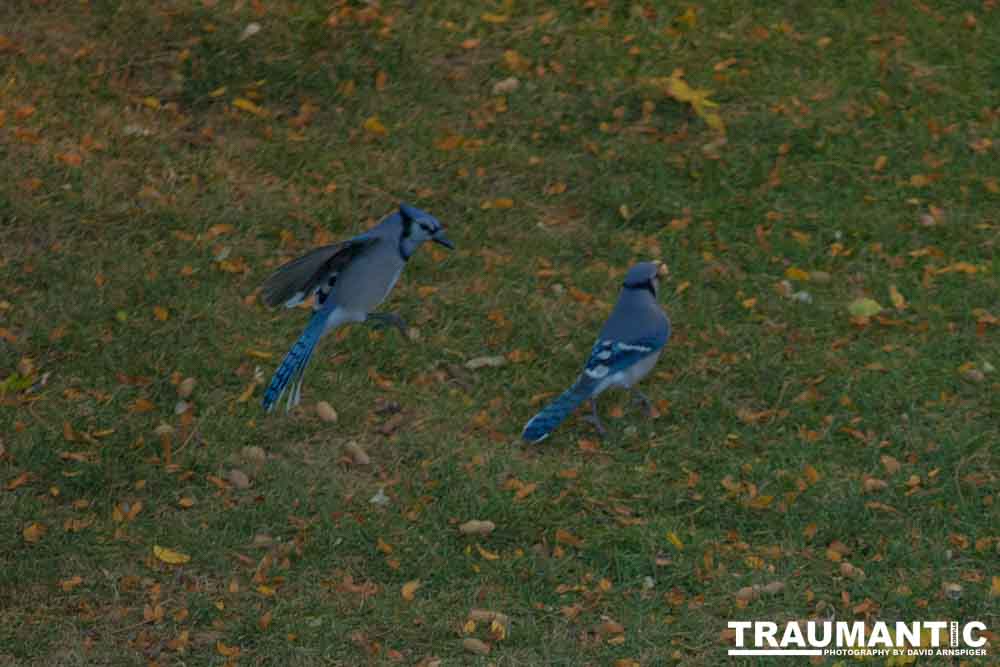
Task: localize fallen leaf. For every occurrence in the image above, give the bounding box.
[862,476,888,493]
[153,545,191,565]
[642,72,725,133]
[216,641,241,657]
[666,531,684,550]
[401,579,421,601]
[59,575,84,592]
[233,98,268,117]
[847,298,883,318]
[475,544,500,561]
[363,116,388,137]
[555,528,583,547]
[23,522,46,543]
[888,285,907,310]
[880,455,901,475]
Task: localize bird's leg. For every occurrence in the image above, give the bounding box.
[366,312,408,337]
[582,398,607,437]
[630,388,656,417]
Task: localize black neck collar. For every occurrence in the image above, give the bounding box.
[624,279,656,297]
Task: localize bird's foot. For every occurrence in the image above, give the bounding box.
[583,400,608,437]
[367,312,408,337]
[630,389,657,418]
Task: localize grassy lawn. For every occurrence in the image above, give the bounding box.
[1,1,998,665]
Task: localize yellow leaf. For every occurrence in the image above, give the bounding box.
[363,116,388,136]
[23,522,47,543]
[481,198,514,210]
[481,12,509,23]
[785,267,810,281]
[401,579,421,601]
[991,576,1000,598]
[475,544,500,561]
[643,72,725,133]
[873,155,888,172]
[142,97,161,110]
[674,7,697,29]
[909,174,931,187]
[153,306,169,321]
[502,50,531,72]
[233,97,268,117]
[888,285,906,310]
[749,495,774,509]
[153,545,191,565]
[666,531,684,550]
[847,298,882,318]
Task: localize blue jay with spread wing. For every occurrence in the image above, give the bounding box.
[259,203,453,412]
[522,261,671,443]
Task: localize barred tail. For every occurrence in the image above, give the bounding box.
[521,378,596,443]
[262,313,326,412]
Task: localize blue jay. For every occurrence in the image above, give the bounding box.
[259,203,453,412]
[522,261,670,443]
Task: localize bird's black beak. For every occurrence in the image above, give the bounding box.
[433,232,455,250]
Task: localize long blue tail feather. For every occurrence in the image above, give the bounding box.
[262,313,326,412]
[521,377,596,443]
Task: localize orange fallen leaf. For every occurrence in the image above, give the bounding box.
[6,471,31,490]
[555,528,583,547]
[130,398,155,413]
[216,641,241,657]
[401,579,421,601]
[60,575,84,592]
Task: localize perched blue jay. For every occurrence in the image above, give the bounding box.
[259,203,453,412]
[522,261,670,443]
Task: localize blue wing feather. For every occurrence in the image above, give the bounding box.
[581,334,667,380]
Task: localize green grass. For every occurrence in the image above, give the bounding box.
[1,1,998,665]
